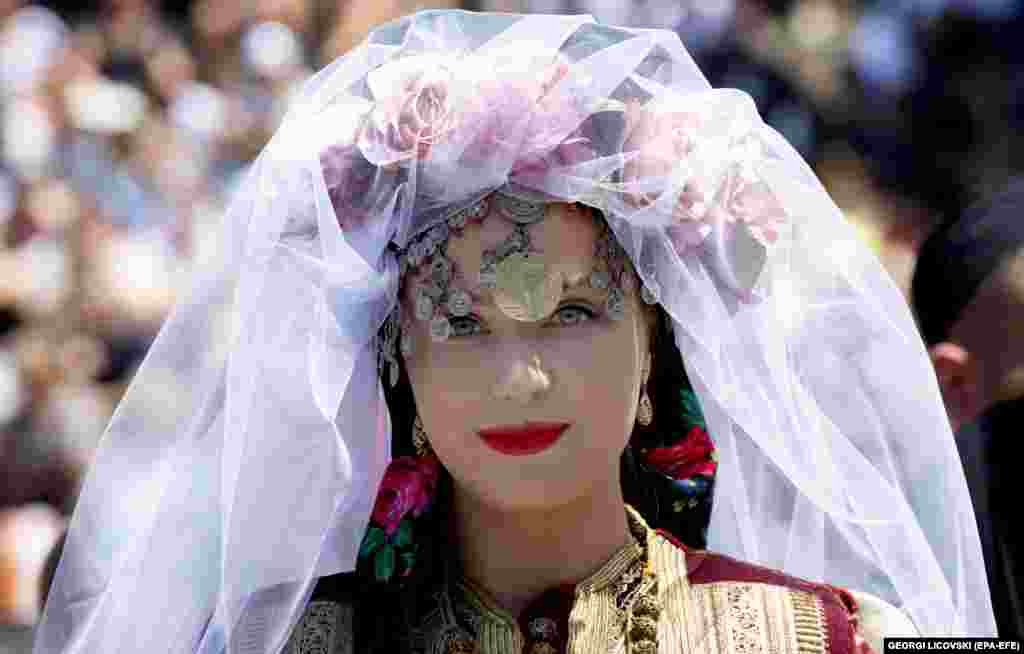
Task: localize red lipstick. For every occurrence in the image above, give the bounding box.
[476,422,571,456]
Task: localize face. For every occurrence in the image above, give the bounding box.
[401,202,652,511]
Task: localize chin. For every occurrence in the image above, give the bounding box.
[456,467,602,513]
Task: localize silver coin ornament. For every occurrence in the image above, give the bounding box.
[430,315,452,342]
[415,291,435,321]
[641,279,660,305]
[606,286,625,320]
[528,617,558,641]
[494,192,547,225]
[447,289,472,317]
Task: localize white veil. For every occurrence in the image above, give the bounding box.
[34,11,995,654]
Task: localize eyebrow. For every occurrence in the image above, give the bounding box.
[464,272,600,309]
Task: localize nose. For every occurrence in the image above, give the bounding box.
[491,352,552,405]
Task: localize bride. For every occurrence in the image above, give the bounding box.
[33,10,994,654]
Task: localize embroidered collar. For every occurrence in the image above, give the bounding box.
[411,506,653,653]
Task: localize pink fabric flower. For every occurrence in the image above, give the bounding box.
[370,453,441,536]
[621,101,788,258]
[360,66,459,165]
[707,168,785,246]
[465,60,578,168]
[319,142,378,231]
[322,54,588,234]
[621,102,705,216]
[667,219,711,253]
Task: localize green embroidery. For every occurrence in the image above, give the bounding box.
[679,388,706,430]
[360,517,421,582]
[393,519,413,548]
[360,526,386,558]
[375,544,396,582]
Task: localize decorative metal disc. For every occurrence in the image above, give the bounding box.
[493,252,562,322]
[494,193,547,225]
[528,617,558,641]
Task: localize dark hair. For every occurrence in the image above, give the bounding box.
[624,304,714,547]
[323,297,711,651]
[911,177,1024,346]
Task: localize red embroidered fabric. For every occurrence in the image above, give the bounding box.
[656,528,877,654]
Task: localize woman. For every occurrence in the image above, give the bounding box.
[34,11,994,654]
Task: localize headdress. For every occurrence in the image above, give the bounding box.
[34,11,994,653]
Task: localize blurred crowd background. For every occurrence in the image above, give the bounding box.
[1,0,1022,646]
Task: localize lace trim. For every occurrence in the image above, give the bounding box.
[684,582,831,654]
[282,601,350,654]
[725,584,767,654]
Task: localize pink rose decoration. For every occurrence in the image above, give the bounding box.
[319,142,379,232]
[464,59,578,168]
[667,219,711,253]
[706,168,785,246]
[360,66,459,165]
[621,102,705,215]
[621,101,787,259]
[370,453,441,536]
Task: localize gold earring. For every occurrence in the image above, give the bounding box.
[413,415,433,457]
[637,355,653,426]
[637,388,653,426]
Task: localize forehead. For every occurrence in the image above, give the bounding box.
[483,202,599,255]
[446,201,602,285]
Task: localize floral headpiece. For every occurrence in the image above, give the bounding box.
[318,49,787,276]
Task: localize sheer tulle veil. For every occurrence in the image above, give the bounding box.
[34,10,995,654]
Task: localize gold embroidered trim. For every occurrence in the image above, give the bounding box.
[565,506,650,653]
[646,529,693,653]
[790,590,828,654]
[456,577,517,628]
[576,539,645,593]
[453,532,644,654]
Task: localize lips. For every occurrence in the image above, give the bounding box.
[476,422,571,456]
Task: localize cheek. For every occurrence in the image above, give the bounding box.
[406,339,488,404]
[403,335,490,461]
[554,327,640,446]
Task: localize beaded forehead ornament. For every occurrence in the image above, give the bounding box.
[378,188,659,386]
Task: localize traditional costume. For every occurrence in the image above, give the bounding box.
[284,507,917,653]
[33,11,994,654]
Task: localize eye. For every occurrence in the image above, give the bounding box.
[449,315,484,338]
[550,304,595,327]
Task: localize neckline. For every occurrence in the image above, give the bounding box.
[454,505,650,624]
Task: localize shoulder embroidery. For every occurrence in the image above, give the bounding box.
[684,582,829,654]
[282,600,353,654]
[653,528,862,654]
